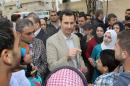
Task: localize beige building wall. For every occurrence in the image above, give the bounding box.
[0,0,53,19]
[100,0,130,20]
[102,0,130,21]
[62,0,87,12]
[1,0,129,21]
[62,0,130,21]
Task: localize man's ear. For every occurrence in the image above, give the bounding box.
[104,66,108,73]
[1,49,12,65]
[36,23,40,29]
[122,51,128,59]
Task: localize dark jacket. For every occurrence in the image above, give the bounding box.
[35,29,47,46]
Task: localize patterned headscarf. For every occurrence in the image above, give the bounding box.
[45,66,87,86]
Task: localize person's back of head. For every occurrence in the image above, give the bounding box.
[45,66,87,86]
[0,17,14,54]
[0,18,20,86]
[11,14,21,22]
[0,18,15,63]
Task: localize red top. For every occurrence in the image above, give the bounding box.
[85,38,97,59]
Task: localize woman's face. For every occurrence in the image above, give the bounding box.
[113,24,120,33]
[96,27,104,37]
[103,32,112,44]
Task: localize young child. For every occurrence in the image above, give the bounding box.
[96,49,120,74]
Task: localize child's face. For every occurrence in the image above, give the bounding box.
[96,59,107,74]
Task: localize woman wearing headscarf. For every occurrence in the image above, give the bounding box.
[89,30,117,82]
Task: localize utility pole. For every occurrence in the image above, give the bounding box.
[0,0,5,17]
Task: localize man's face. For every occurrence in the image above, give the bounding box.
[96,27,104,37]
[50,12,58,22]
[21,26,35,44]
[78,17,86,27]
[109,17,117,26]
[115,40,124,61]
[86,16,91,23]
[40,19,47,29]
[61,15,75,36]
[126,11,130,17]
[103,32,112,44]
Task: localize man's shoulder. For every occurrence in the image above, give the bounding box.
[94,72,118,86]
[72,33,79,38]
[98,72,117,79]
[33,38,43,43]
[46,32,59,44]
[32,38,45,47]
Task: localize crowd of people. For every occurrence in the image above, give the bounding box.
[0,8,130,86]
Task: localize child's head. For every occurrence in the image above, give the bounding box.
[96,49,120,74]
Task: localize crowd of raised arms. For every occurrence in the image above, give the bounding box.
[0,8,130,86]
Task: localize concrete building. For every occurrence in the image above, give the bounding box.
[0,0,129,20]
[102,0,130,20]
[62,0,130,20]
[0,0,56,19]
[61,0,87,12]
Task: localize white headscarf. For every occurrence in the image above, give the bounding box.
[101,30,117,50]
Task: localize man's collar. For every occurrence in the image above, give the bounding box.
[60,30,73,40]
[34,28,41,37]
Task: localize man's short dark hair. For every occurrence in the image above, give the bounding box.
[0,18,14,55]
[100,49,120,72]
[78,13,87,20]
[95,9,103,18]
[27,12,40,24]
[49,10,57,14]
[11,14,21,22]
[126,9,130,12]
[16,18,33,32]
[59,9,75,21]
[118,29,130,54]
[107,13,117,21]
